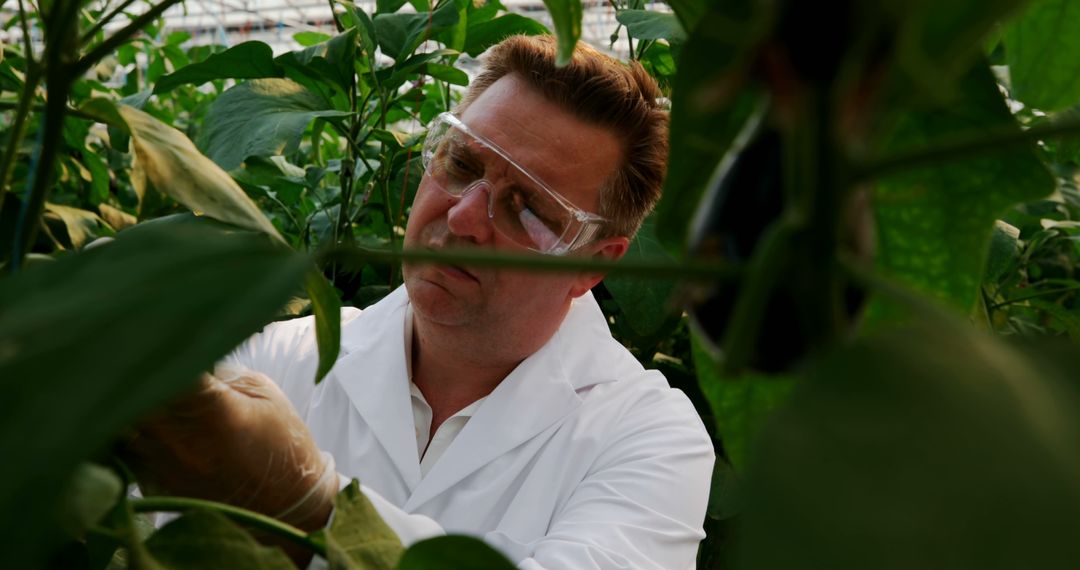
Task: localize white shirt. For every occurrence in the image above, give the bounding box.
[226,286,714,569]
[403,303,487,477]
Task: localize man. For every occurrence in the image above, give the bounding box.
[130,35,714,569]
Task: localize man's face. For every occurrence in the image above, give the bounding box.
[402,74,626,346]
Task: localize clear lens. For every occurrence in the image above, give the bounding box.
[422,113,597,254]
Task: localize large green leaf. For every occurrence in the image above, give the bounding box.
[462,13,549,57]
[0,222,310,568]
[153,41,282,94]
[603,215,680,340]
[1004,0,1080,112]
[318,481,404,569]
[540,0,582,67]
[691,331,794,470]
[665,0,709,32]
[399,536,516,569]
[276,28,360,93]
[736,318,1080,568]
[114,104,286,241]
[373,2,460,61]
[654,0,769,253]
[615,9,687,43]
[197,78,352,172]
[144,510,296,569]
[868,63,1055,320]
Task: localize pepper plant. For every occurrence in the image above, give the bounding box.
[2,0,1080,568]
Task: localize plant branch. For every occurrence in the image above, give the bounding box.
[855,115,1080,181]
[17,0,35,64]
[130,497,326,556]
[317,244,740,282]
[73,0,187,78]
[0,99,104,121]
[80,0,139,46]
[988,285,1080,310]
[0,66,43,214]
[327,0,346,33]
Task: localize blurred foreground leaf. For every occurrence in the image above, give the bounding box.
[144,510,296,569]
[399,536,516,569]
[737,316,1080,568]
[1004,0,1080,112]
[0,222,309,568]
[541,0,582,66]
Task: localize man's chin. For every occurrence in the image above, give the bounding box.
[404,275,480,326]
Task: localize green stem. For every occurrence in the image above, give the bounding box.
[989,285,1080,310]
[0,99,105,121]
[73,0,187,78]
[0,65,43,215]
[855,115,1080,182]
[17,0,35,63]
[327,0,346,33]
[130,497,325,556]
[80,0,139,45]
[317,244,740,282]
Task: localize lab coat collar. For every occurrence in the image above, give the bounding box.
[332,286,634,508]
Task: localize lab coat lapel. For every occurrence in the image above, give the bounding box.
[403,296,609,511]
[333,287,423,490]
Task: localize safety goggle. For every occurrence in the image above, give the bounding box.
[421,112,608,255]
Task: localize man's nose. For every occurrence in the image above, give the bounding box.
[446,180,495,244]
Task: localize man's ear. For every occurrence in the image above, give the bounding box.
[568,236,630,298]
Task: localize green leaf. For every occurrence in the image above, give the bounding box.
[153,41,283,94]
[604,215,679,339]
[0,222,310,568]
[294,31,333,46]
[893,0,1030,92]
[1004,0,1080,112]
[1029,298,1080,340]
[318,480,404,569]
[868,63,1055,321]
[373,2,460,61]
[462,13,549,57]
[197,78,351,172]
[540,0,582,67]
[615,9,687,43]
[691,331,794,470]
[664,0,709,32]
[144,510,296,569]
[117,103,286,240]
[425,63,469,86]
[276,28,359,92]
[380,48,460,92]
[305,269,342,384]
[56,463,123,540]
[376,0,408,14]
[737,319,1080,568]
[653,0,770,253]
[398,536,516,569]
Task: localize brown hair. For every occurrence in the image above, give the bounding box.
[457,35,668,239]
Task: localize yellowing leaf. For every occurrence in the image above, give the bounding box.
[116,105,284,242]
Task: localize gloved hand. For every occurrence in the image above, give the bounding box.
[125,364,338,532]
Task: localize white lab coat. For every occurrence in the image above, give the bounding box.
[225,286,715,569]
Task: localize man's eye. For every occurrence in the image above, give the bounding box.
[510,190,557,229]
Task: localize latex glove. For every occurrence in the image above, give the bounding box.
[125,363,338,532]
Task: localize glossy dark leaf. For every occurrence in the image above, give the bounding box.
[373,2,459,61]
[984,220,1021,283]
[604,215,679,339]
[462,13,549,57]
[276,28,359,93]
[153,41,282,94]
[0,222,310,568]
[398,536,516,569]
[615,9,686,43]
[198,78,351,172]
[144,510,296,569]
[1004,0,1080,112]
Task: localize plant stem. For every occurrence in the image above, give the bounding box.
[989,285,1080,310]
[17,0,35,64]
[130,497,326,556]
[327,0,345,33]
[80,0,139,46]
[73,0,187,78]
[0,99,104,121]
[855,115,1080,181]
[318,243,741,282]
[0,66,42,215]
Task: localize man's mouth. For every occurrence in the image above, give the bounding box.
[436,263,479,283]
